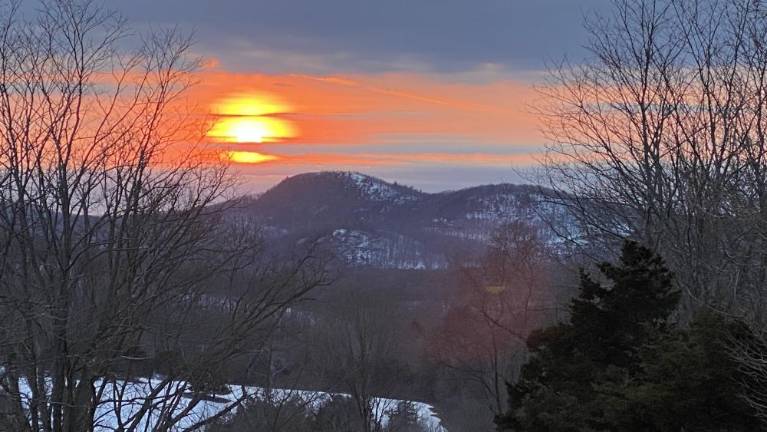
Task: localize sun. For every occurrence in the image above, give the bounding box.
[212,92,290,117]
[229,118,267,143]
[222,151,279,164]
[207,93,298,143]
[209,117,276,143]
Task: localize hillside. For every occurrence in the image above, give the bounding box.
[233,172,574,268]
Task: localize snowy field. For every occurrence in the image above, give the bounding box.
[17,377,447,431]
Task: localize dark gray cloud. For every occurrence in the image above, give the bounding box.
[104,0,610,74]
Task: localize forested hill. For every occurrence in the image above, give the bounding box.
[228,171,576,268]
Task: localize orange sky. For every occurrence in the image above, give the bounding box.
[194,68,542,148]
[181,62,546,191]
[96,0,612,192]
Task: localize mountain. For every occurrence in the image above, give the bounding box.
[231,171,574,269]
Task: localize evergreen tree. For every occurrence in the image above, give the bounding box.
[601,313,762,431]
[496,241,762,431]
[497,241,678,430]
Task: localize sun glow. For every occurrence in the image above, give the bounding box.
[212,92,290,116]
[222,151,280,164]
[208,117,297,143]
[207,93,298,143]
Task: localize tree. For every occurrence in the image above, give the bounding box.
[604,312,761,431]
[0,1,329,430]
[311,396,361,432]
[725,318,767,426]
[313,289,403,432]
[207,395,315,432]
[496,241,761,431]
[539,0,767,324]
[430,222,558,420]
[496,241,679,431]
[385,401,430,432]
[536,1,767,425]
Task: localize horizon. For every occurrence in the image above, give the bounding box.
[97,0,608,192]
[239,168,539,195]
[245,169,540,196]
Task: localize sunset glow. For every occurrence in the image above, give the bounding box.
[209,116,297,143]
[208,94,298,143]
[212,93,291,116]
[189,71,543,189]
[223,151,280,164]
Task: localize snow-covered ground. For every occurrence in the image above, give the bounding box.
[17,377,447,431]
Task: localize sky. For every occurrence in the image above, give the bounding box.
[105,0,610,192]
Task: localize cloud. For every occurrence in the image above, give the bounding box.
[179,66,548,190]
[105,0,611,74]
[190,68,544,148]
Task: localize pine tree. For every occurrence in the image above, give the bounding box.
[496,241,679,431]
[605,312,762,431]
[496,241,762,431]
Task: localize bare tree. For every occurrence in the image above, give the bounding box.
[726,327,767,424]
[313,289,403,432]
[429,222,556,418]
[0,1,329,431]
[537,1,767,423]
[539,0,767,323]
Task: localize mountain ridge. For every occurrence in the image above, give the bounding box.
[231,171,573,269]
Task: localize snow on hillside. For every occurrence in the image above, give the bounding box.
[464,193,535,221]
[331,228,446,269]
[241,172,579,269]
[342,172,421,204]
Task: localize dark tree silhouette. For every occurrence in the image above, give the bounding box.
[496,241,760,431]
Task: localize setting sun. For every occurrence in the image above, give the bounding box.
[212,92,290,116]
[208,116,297,143]
[222,150,280,164]
[207,93,298,143]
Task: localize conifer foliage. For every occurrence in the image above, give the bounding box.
[496,241,761,431]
